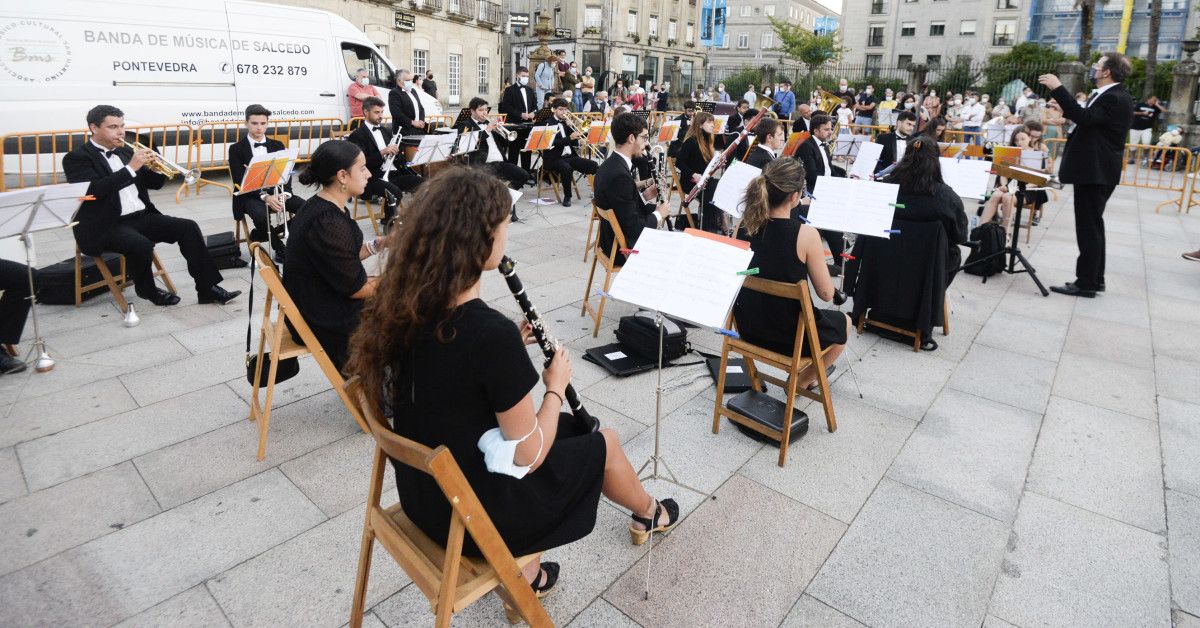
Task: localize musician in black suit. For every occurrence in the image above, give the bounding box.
[455,97,530,192]
[346,97,424,230]
[63,105,240,306]
[1039,53,1135,298]
[742,118,784,170]
[388,69,427,136]
[543,98,599,207]
[0,259,34,374]
[499,66,538,174]
[792,104,813,134]
[667,100,696,159]
[594,113,671,265]
[796,113,848,274]
[728,100,751,134]
[873,110,918,174]
[583,91,610,114]
[228,104,305,262]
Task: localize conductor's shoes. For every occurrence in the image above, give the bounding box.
[0,354,27,375]
[1049,282,1097,298]
[198,285,241,305]
[139,288,181,306]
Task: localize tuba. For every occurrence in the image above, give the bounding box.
[123,133,200,185]
[754,93,779,119]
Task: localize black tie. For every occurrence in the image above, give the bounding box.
[104,149,118,158]
[252,142,268,148]
[1085,91,1099,108]
[823,142,833,162]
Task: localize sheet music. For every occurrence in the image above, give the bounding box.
[712,160,762,218]
[805,176,900,238]
[833,130,864,158]
[454,131,479,155]
[0,182,91,239]
[713,115,730,134]
[409,132,458,165]
[607,229,753,329]
[939,157,993,200]
[1020,149,1046,169]
[848,141,884,179]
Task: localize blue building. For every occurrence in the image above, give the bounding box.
[1027,0,1193,61]
[815,15,839,36]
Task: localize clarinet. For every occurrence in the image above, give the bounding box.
[498,256,600,433]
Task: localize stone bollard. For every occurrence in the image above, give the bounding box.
[1169,40,1200,146]
[907,63,927,94]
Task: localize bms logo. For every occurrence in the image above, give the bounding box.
[0,20,72,83]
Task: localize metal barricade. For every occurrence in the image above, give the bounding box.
[1043,138,1192,213]
[844,123,888,139]
[187,117,344,195]
[1,123,197,203]
[942,130,986,146]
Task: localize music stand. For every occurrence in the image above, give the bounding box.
[0,182,91,372]
[955,162,1060,296]
[238,149,299,258]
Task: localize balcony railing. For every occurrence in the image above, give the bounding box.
[993,33,1015,46]
[477,2,503,25]
[447,0,475,20]
[411,0,441,13]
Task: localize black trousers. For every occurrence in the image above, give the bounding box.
[364,173,423,225]
[1072,183,1114,290]
[544,156,598,201]
[237,194,304,249]
[507,131,533,171]
[97,211,222,297]
[485,160,530,190]
[0,259,33,345]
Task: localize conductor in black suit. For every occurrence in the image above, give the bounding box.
[63,105,240,306]
[1039,53,1135,298]
[228,104,305,262]
[499,66,538,174]
[873,110,918,174]
[388,69,427,137]
[796,113,848,274]
[594,113,671,265]
[742,118,784,170]
[543,98,599,207]
[347,97,424,230]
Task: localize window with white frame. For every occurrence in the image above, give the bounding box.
[412,49,428,77]
[686,23,694,43]
[901,21,916,36]
[477,56,488,93]
[960,19,976,35]
[719,32,729,48]
[584,6,602,28]
[741,5,751,17]
[650,16,658,36]
[930,21,945,36]
[627,10,637,34]
[448,53,461,99]
[737,33,749,48]
[762,32,774,48]
[993,18,1017,45]
[764,4,775,15]
[669,19,678,40]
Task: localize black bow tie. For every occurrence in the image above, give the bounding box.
[252,142,268,148]
[104,149,118,158]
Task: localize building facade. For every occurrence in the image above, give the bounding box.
[261,0,505,107]
[1027,0,1196,61]
[705,0,840,70]
[505,0,708,98]
[839,0,1028,67]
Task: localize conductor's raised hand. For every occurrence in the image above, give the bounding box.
[1037,74,1062,92]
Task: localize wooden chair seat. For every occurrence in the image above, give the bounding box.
[75,246,174,313]
[857,300,951,352]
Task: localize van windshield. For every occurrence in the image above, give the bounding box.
[341,43,392,87]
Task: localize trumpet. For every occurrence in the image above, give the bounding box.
[485,115,522,141]
[123,136,200,185]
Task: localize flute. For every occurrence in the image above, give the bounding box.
[498,255,599,433]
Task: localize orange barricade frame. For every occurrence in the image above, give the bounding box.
[185,117,345,196]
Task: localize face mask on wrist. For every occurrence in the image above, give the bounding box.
[477,420,543,479]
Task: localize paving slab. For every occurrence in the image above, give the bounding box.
[225,358,344,411]
[738,395,915,523]
[1160,397,1200,499]
[0,469,326,626]
[1073,291,1152,329]
[1157,355,1200,406]
[170,316,247,355]
[206,506,408,628]
[0,446,26,504]
[993,284,1077,324]
[947,344,1057,414]
[887,388,1041,522]
[828,339,956,421]
[566,598,641,628]
[806,479,1008,627]
[118,344,245,407]
[113,585,231,628]
[975,308,1069,362]
[989,491,1171,628]
[1168,490,1200,617]
[0,377,138,449]
[1062,314,1155,370]
[0,462,160,577]
[780,594,866,628]
[580,363,714,429]
[1051,351,1158,421]
[606,475,846,628]
[17,384,247,491]
[279,432,394,518]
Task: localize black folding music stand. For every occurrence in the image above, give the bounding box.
[451,107,473,129]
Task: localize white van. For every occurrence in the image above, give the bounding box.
[0,0,440,134]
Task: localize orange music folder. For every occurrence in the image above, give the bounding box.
[523,126,557,151]
[782,131,810,157]
[587,122,610,145]
[238,148,298,194]
[991,145,1021,165]
[657,121,681,143]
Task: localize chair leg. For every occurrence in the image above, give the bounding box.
[778,374,800,467]
[581,254,600,317]
[364,200,382,237]
[152,253,176,294]
[856,312,866,335]
[93,256,130,314]
[74,249,84,308]
[348,521,377,628]
[592,268,615,337]
[943,300,950,337]
[912,329,922,353]
[813,353,837,433]
[712,342,731,434]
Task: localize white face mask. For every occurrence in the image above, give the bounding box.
[904,102,915,109]
[358,77,369,86]
[478,422,543,479]
[403,80,414,90]
[839,83,848,90]
[966,98,976,105]
[518,76,529,86]
[718,86,724,92]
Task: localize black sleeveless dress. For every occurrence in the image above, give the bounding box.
[387,299,607,557]
[734,218,848,356]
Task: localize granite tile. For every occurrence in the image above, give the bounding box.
[1052,352,1157,420]
[828,340,956,421]
[0,446,27,504]
[170,316,246,355]
[1157,355,1200,405]
[566,599,641,627]
[947,344,1057,414]
[1151,318,1200,364]
[279,431,396,518]
[1062,315,1154,370]
[0,378,138,449]
[975,309,1068,362]
[780,594,866,628]
[113,585,231,628]
[1160,397,1200,498]
[118,344,245,407]
[1168,490,1200,617]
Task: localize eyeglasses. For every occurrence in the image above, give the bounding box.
[637,133,650,139]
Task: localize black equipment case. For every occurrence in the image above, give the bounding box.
[36,252,128,305]
[207,231,248,270]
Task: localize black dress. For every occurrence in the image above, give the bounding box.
[281,196,367,371]
[388,299,607,557]
[734,218,848,356]
[677,136,727,233]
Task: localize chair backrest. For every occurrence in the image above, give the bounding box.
[341,376,551,626]
[594,207,628,262]
[732,276,824,369]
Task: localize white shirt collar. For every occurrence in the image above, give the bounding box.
[614,150,633,172]
[90,139,116,154]
[1091,82,1120,100]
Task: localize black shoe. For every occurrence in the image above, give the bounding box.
[0,354,26,375]
[198,285,242,305]
[562,198,572,207]
[139,288,181,306]
[1049,282,1097,298]
[248,228,267,243]
[511,209,520,223]
[1097,280,1105,292]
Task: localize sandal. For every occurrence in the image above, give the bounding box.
[503,562,559,624]
[629,498,679,546]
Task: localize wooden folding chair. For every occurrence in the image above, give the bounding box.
[343,377,552,628]
[581,207,626,337]
[583,201,600,262]
[857,300,951,352]
[352,196,383,236]
[75,246,174,313]
[247,244,368,460]
[536,165,582,203]
[669,160,697,229]
[712,277,837,467]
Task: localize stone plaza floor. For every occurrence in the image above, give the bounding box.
[0,173,1198,627]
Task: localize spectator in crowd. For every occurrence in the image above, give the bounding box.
[1014,86,1034,113]
[1041,100,1067,140]
[555,50,570,91]
[945,96,963,131]
[990,98,1011,120]
[422,71,438,99]
[563,61,581,110]
[833,78,853,101]
[656,83,670,111]
[347,68,375,119]
[900,93,918,116]
[693,84,708,101]
[628,84,645,110]
[611,77,628,100]
[835,95,854,128]
[854,85,877,126]
[744,83,758,105]
[584,90,610,113]
[878,88,898,126]
[774,80,796,119]
[560,90,576,111]
[960,93,986,144]
[1130,95,1165,147]
[647,84,659,111]
[580,66,596,111]
[534,52,556,107]
[980,93,993,117]
[1021,98,1044,125]
[717,82,731,103]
